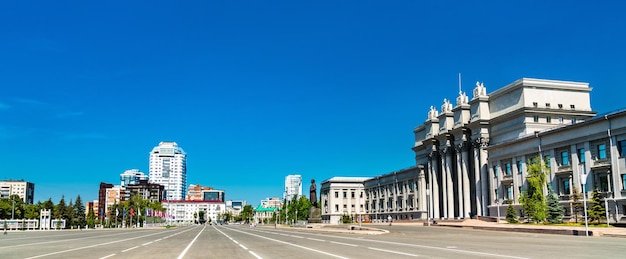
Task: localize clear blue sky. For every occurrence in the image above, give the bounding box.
[1,1,625,206]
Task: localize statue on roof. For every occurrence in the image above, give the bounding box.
[472,81,487,99]
[441,98,453,113]
[428,105,439,120]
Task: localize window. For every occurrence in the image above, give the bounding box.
[517,160,523,174]
[598,144,607,159]
[562,178,570,195]
[578,148,586,164]
[572,118,576,124]
[622,175,626,191]
[532,102,538,107]
[547,116,552,123]
[560,151,569,166]
[533,115,539,122]
[360,192,363,198]
[343,204,347,209]
[505,163,512,175]
[558,117,564,124]
[544,155,551,168]
[343,192,347,198]
[506,185,513,200]
[545,103,551,108]
[494,189,499,200]
[493,166,498,177]
[558,104,563,109]
[335,192,338,198]
[351,192,355,198]
[597,174,610,192]
[619,140,626,157]
[335,204,339,212]
[570,104,575,110]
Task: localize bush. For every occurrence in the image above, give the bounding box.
[506,202,518,223]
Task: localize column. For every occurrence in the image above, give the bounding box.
[445,147,454,219]
[419,170,426,215]
[461,143,471,218]
[473,141,483,216]
[480,142,489,216]
[430,152,440,219]
[440,150,448,219]
[456,146,463,218]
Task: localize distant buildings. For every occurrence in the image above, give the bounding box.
[0,179,35,204]
[149,141,187,201]
[120,169,148,187]
[162,200,225,223]
[187,184,214,200]
[261,197,282,209]
[225,200,245,218]
[284,174,302,201]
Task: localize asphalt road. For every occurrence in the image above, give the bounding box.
[0,224,623,258]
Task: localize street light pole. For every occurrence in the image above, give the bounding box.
[605,196,610,227]
[579,164,589,237]
[12,199,15,220]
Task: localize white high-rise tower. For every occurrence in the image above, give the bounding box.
[284,174,302,201]
[148,142,187,201]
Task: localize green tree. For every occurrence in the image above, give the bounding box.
[73,195,86,228]
[86,209,96,228]
[519,156,549,223]
[546,187,564,223]
[587,190,605,223]
[53,196,66,220]
[24,204,40,219]
[66,199,74,229]
[571,186,583,223]
[240,205,254,223]
[506,202,518,223]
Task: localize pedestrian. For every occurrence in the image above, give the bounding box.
[388,215,392,226]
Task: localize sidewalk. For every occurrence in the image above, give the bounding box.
[426,219,626,238]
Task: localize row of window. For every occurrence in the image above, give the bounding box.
[532,115,577,124]
[532,102,576,110]
[334,191,363,199]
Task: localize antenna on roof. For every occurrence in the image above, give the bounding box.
[458,73,462,94]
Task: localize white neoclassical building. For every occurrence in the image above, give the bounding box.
[320,177,371,224]
[324,78,626,223]
[162,200,225,224]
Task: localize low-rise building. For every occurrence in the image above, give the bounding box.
[320,177,371,224]
[163,200,225,224]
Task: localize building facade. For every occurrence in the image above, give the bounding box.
[120,169,148,187]
[187,184,214,201]
[148,141,187,201]
[284,175,302,201]
[125,180,164,202]
[163,200,225,224]
[363,167,425,222]
[320,177,371,224]
[0,180,35,204]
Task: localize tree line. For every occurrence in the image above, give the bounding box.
[0,194,165,229]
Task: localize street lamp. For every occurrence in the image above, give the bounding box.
[579,164,589,237]
[495,199,501,223]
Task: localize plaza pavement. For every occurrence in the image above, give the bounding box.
[275,219,626,238]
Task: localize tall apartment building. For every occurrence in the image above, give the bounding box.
[284,174,302,201]
[0,180,35,204]
[120,169,148,187]
[148,141,187,201]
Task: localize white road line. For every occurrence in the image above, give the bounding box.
[368,247,419,257]
[239,244,248,250]
[307,237,325,242]
[260,228,529,259]
[121,246,139,252]
[99,254,116,259]
[249,251,263,259]
[331,241,358,247]
[221,226,348,259]
[290,235,304,238]
[24,226,199,259]
[176,225,206,259]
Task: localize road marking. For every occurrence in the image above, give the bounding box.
[368,247,419,257]
[99,254,116,259]
[256,228,529,259]
[249,251,263,259]
[239,244,248,250]
[221,226,348,259]
[177,225,206,259]
[446,246,457,249]
[290,235,304,238]
[307,237,325,242]
[331,241,358,247]
[24,226,199,259]
[121,246,139,252]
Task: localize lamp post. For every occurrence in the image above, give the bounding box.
[579,164,589,237]
[12,198,15,220]
[605,195,610,227]
[495,199,501,223]
[426,186,431,226]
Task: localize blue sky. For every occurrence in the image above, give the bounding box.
[1,1,625,206]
